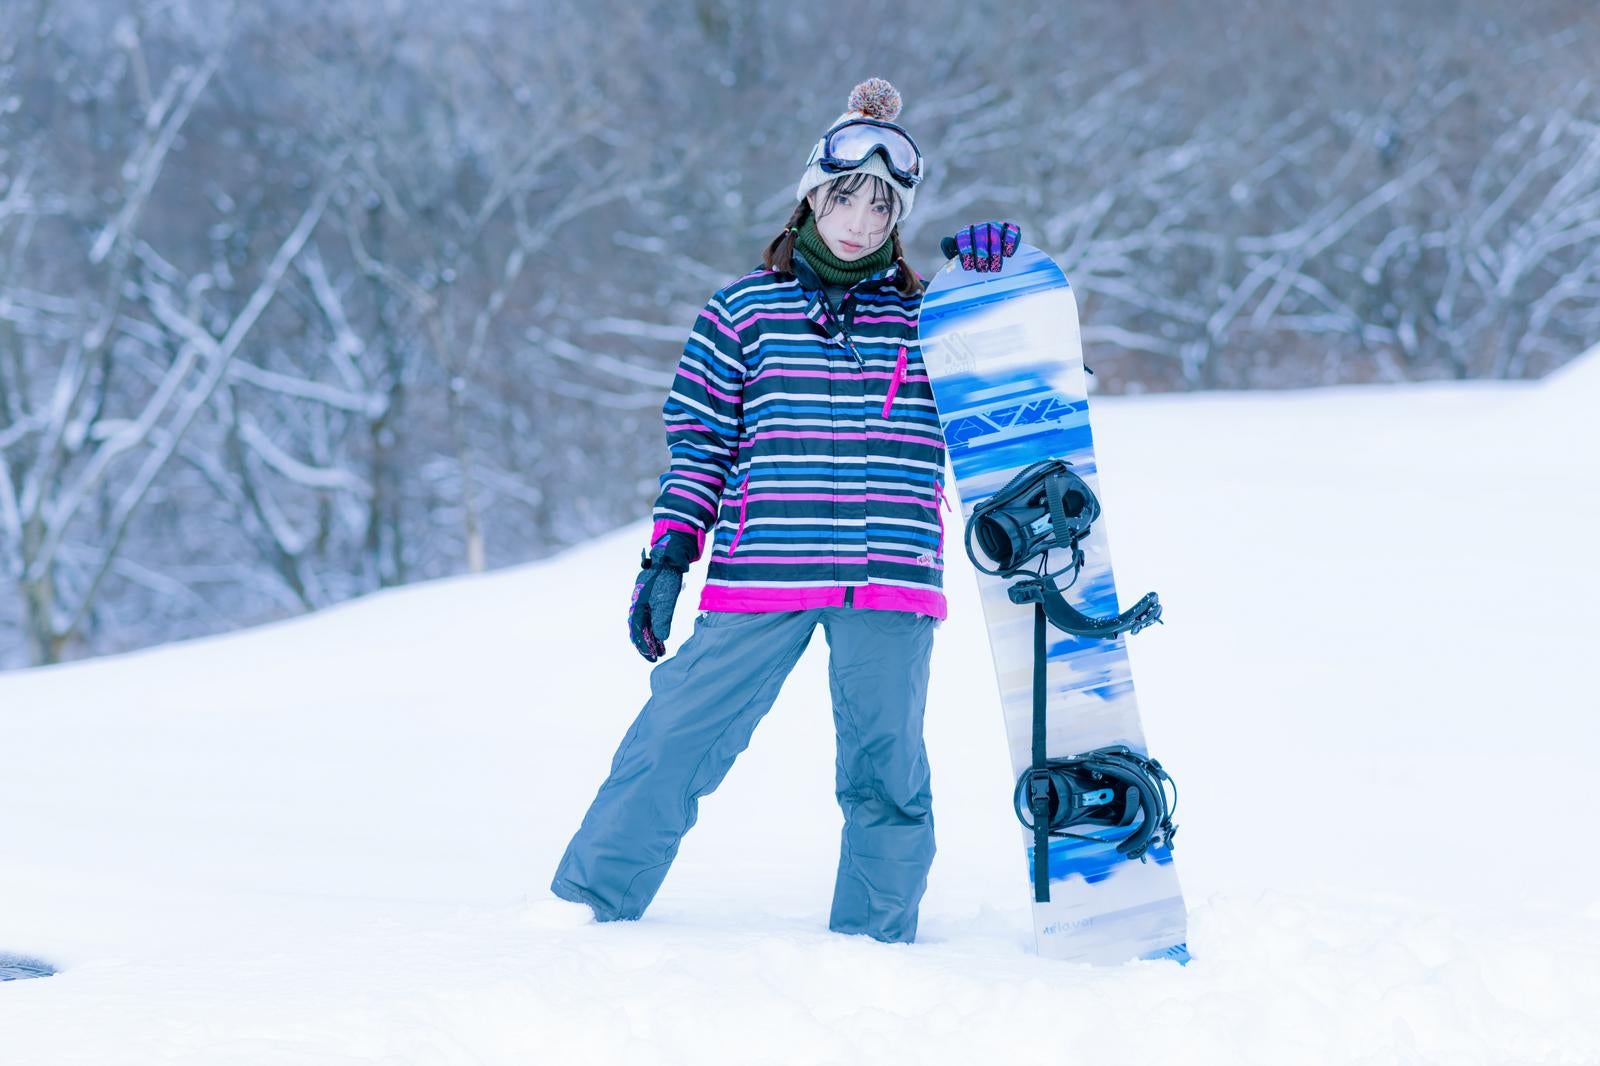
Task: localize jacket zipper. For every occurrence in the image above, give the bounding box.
[818,291,863,366]
[843,586,855,608]
[880,346,909,419]
[729,471,752,553]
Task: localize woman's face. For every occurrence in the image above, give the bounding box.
[807,179,898,261]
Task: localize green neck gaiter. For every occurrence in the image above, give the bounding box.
[793,216,896,288]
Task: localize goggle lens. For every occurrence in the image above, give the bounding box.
[819,121,922,184]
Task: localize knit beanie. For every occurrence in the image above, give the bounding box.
[795,78,921,222]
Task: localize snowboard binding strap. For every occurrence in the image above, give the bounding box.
[964,457,1176,902]
[1008,578,1162,640]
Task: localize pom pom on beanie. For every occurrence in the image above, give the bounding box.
[847,78,902,122]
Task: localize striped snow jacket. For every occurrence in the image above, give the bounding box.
[650,252,950,620]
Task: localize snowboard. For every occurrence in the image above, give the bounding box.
[919,243,1189,965]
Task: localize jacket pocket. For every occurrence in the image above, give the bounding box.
[880,346,908,419]
[729,471,752,553]
[932,477,951,558]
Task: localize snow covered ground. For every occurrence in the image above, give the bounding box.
[3,351,1598,1065]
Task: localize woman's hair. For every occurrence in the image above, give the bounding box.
[763,172,924,297]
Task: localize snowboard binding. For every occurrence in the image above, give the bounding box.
[964,458,1161,639]
[1013,746,1178,862]
[964,457,1178,901]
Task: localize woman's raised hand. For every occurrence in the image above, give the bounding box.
[940,222,1022,273]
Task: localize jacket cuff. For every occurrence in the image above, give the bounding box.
[651,520,705,562]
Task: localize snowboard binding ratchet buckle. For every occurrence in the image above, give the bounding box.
[964,457,1178,902]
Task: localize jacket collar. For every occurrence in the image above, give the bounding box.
[788,249,896,360]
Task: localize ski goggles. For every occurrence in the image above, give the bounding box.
[807,118,924,189]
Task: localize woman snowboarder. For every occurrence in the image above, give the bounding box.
[551,78,1020,944]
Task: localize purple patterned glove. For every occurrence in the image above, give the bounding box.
[940,222,1022,272]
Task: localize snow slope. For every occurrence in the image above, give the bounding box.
[2,349,1597,1065]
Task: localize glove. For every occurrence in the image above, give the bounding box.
[627,530,697,662]
[940,222,1022,273]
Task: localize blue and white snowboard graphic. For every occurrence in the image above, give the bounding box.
[920,243,1188,965]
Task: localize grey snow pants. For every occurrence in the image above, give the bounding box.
[551,606,937,943]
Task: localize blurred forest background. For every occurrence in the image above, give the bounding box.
[2,0,1597,668]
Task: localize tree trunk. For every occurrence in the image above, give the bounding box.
[19,518,64,665]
